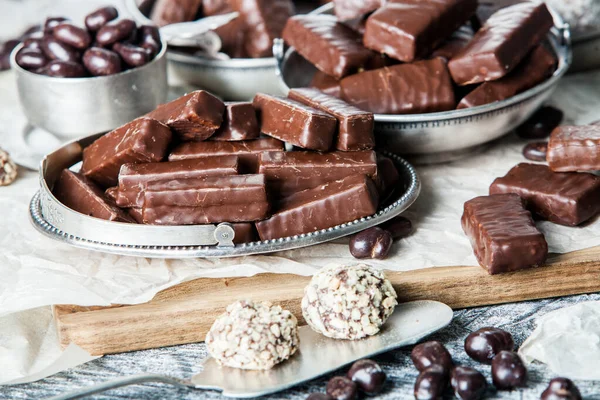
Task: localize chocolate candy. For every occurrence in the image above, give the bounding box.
[22,36,43,51]
[42,60,86,78]
[255,175,379,241]
[547,125,600,172]
[414,365,447,400]
[490,163,600,226]
[138,25,162,57]
[211,102,260,141]
[522,141,548,162]
[41,36,80,63]
[150,0,202,26]
[340,58,456,114]
[464,327,514,364]
[105,187,143,223]
[411,341,453,373]
[82,118,172,187]
[288,88,375,151]
[349,227,392,259]
[96,19,137,46]
[326,376,358,400]
[53,23,92,50]
[363,0,478,62]
[448,2,554,85]
[143,203,270,225]
[457,45,557,108]
[450,366,488,400]
[346,359,386,395]
[0,40,20,71]
[203,0,233,16]
[332,0,382,21]
[375,156,400,199]
[306,394,334,400]
[283,15,374,79]
[83,47,122,76]
[85,6,119,31]
[44,17,69,34]
[516,106,563,139]
[214,17,248,58]
[113,43,151,67]
[253,93,336,151]
[461,193,548,275]
[491,351,527,390]
[53,169,135,223]
[430,25,473,62]
[541,377,582,400]
[381,216,412,240]
[15,48,48,70]
[310,71,341,98]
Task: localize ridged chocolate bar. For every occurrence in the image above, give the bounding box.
[210,102,260,141]
[106,187,143,223]
[143,203,270,225]
[547,125,600,172]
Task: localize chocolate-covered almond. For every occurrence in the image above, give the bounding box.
[491,351,527,390]
[450,366,487,400]
[347,359,386,394]
[22,37,43,51]
[44,17,68,34]
[414,365,447,400]
[113,42,150,67]
[83,47,121,76]
[138,25,162,56]
[411,341,453,373]
[540,377,582,400]
[15,48,48,70]
[381,216,413,240]
[349,227,393,259]
[523,141,548,162]
[96,19,137,46]
[53,23,91,50]
[85,6,119,31]
[43,60,86,77]
[326,376,358,400]
[41,36,79,62]
[465,327,514,364]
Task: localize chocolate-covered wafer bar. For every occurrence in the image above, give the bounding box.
[82,118,172,187]
[214,17,248,58]
[143,203,270,225]
[150,0,202,26]
[211,102,260,141]
[547,125,600,172]
[253,93,337,151]
[310,71,341,98]
[461,193,548,275]
[448,2,554,85]
[363,0,477,62]
[256,175,379,240]
[288,88,374,151]
[283,15,374,79]
[106,186,143,223]
[332,0,383,21]
[340,58,455,114]
[146,90,225,142]
[375,155,400,199]
[54,169,135,223]
[430,25,473,61]
[490,163,600,226]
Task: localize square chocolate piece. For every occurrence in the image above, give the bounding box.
[210,102,260,141]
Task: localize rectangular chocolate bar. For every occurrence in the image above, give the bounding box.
[202,0,233,16]
[282,15,374,79]
[363,0,478,62]
[310,71,341,98]
[116,156,240,207]
[150,0,202,26]
[214,17,248,58]
[448,2,554,85]
[288,88,374,151]
[490,163,600,226]
[375,155,400,200]
[461,193,548,275]
[210,102,260,141]
[146,91,225,142]
[547,125,600,172]
[54,170,135,223]
[340,58,456,114]
[258,150,377,197]
[106,187,143,223]
[430,25,473,62]
[457,45,557,109]
[332,0,383,21]
[253,93,337,151]
[143,203,270,225]
[82,118,172,188]
[256,175,379,240]
[168,137,284,173]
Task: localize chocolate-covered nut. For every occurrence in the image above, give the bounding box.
[516,106,563,139]
[113,42,150,67]
[15,48,48,70]
[43,60,86,78]
[523,141,548,162]
[44,17,69,34]
[491,351,527,390]
[464,327,514,364]
[0,40,20,70]
[540,377,582,400]
[96,19,137,46]
[414,365,447,400]
[450,366,487,400]
[85,6,119,31]
[306,394,334,400]
[41,36,79,62]
[326,376,358,400]
[411,341,453,373]
[347,359,386,394]
[381,216,413,240]
[83,47,121,76]
[138,25,162,56]
[22,37,43,51]
[349,227,393,259]
[53,23,91,50]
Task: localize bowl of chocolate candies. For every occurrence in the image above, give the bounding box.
[10,6,168,139]
[276,1,572,162]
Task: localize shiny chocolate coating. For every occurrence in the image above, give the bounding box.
[381,216,413,240]
[326,376,358,400]
[464,327,514,364]
[15,48,48,70]
[547,125,600,172]
[85,6,119,32]
[43,60,86,78]
[347,359,386,394]
[53,23,91,50]
[44,17,68,34]
[414,365,447,400]
[516,106,563,139]
[41,36,80,62]
[96,19,137,46]
[113,42,150,67]
[411,341,454,373]
[522,141,548,162]
[22,37,43,51]
[491,351,527,390]
[540,377,582,400]
[0,40,20,70]
[19,24,43,40]
[138,25,162,57]
[450,366,488,400]
[83,47,122,76]
[349,227,393,260]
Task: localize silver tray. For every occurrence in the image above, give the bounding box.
[29,134,420,258]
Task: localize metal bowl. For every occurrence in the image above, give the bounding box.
[10,39,168,139]
[275,3,572,160]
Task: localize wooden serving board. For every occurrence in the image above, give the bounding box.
[54,246,600,356]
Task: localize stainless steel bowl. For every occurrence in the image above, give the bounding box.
[10,39,168,139]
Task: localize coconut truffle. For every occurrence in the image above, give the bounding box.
[302,264,398,340]
[205,300,299,370]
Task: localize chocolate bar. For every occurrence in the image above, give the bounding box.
[213,17,248,58]
[143,203,270,225]
[116,156,240,207]
[258,150,377,197]
[82,118,172,187]
[457,45,557,109]
[430,25,473,61]
[310,71,341,98]
[332,0,383,21]
[340,58,456,114]
[202,0,233,16]
[150,0,202,26]
[54,169,135,223]
[288,88,374,151]
[448,2,554,85]
[375,155,400,199]
[105,186,143,223]
[363,0,478,62]
[490,163,600,226]
[462,193,548,275]
[256,175,379,240]
[210,102,260,141]
[253,93,337,151]
[547,125,600,172]
[282,15,374,79]
[169,137,284,173]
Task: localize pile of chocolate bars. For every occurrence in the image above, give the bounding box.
[284,0,557,113]
[53,89,401,242]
